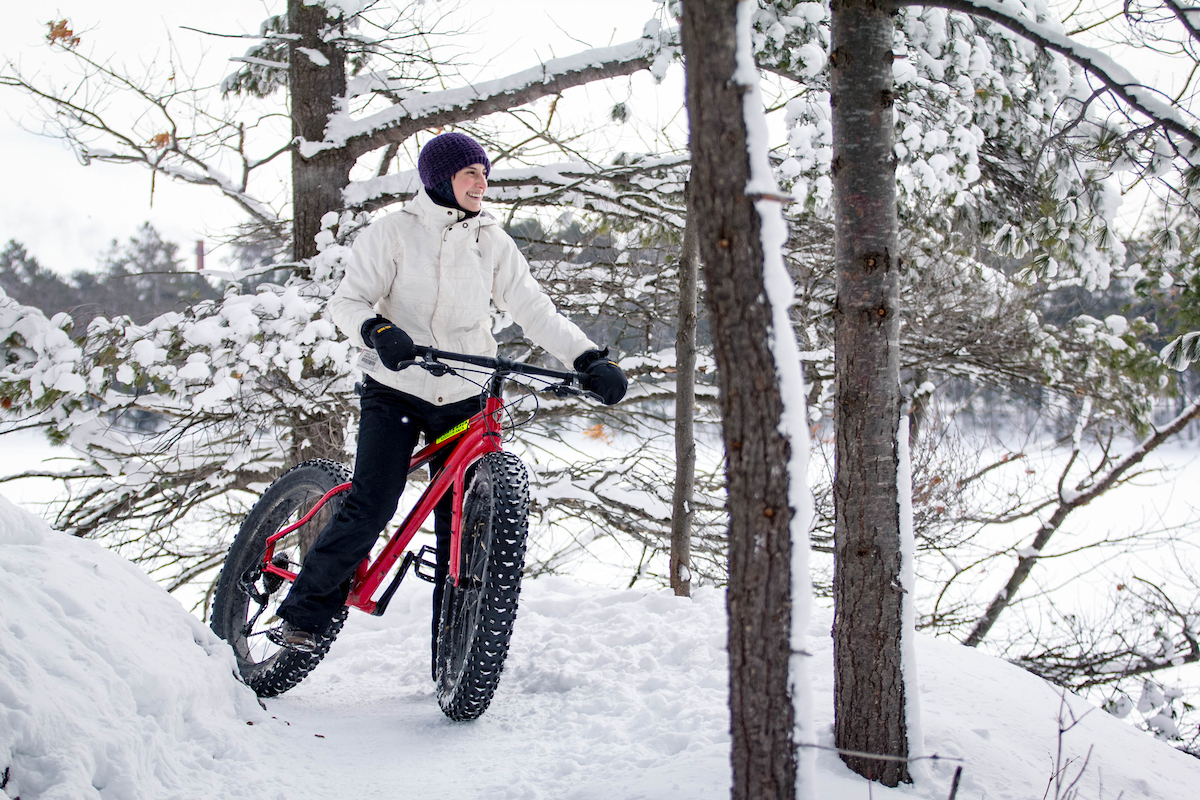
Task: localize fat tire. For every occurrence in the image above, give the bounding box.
[435,451,529,721]
[210,458,351,698]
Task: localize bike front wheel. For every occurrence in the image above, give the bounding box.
[435,451,530,721]
[210,458,351,697]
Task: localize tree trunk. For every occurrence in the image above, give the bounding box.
[285,0,354,465]
[682,2,796,798]
[670,181,700,598]
[289,0,353,263]
[830,0,911,786]
[288,405,351,465]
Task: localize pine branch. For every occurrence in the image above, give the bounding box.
[903,0,1200,156]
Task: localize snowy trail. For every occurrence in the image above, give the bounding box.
[259,577,732,800]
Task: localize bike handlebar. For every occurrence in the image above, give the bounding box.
[398,346,601,401]
[407,346,575,380]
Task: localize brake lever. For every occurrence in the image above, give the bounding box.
[542,379,604,403]
[546,383,605,403]
[392,355,453,377]
[557,375,605,404]
[545,382,582,398]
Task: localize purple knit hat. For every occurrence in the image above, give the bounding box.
[417,133,491,189]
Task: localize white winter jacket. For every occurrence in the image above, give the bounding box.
[329,189,598,405]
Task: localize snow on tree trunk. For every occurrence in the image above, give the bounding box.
[829,0,911,786]
[897,414,926,780]
[682,1,813,797]
[289,0,353,263]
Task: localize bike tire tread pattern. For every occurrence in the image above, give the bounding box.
[437,451,530,721]
[210,458,351,699]
[242,606,347,698]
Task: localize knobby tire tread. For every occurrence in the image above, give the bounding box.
[436,451,529,721]
[210,458,351,698]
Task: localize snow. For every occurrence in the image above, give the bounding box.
[0,495,269,800]
[294,48,330,68]
[4,491,1200,799]
[227,55,288,70]
[310,0,371,21]
[897,416,927,780]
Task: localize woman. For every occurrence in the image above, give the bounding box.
[271,132,626,655]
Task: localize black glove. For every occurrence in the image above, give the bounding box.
[361,316,416,370]
[574,347,627,406]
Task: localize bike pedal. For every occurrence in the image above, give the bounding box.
[371,544,438,616]
[414,544,439,583]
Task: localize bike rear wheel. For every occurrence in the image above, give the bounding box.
[210,458,351,697]
[435,451,530,720]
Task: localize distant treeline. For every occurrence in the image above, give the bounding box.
[1,224,220,335]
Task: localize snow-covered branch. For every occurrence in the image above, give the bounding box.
[1,245,359,546]
[345,155,689,225]
[1013,576,1200,701]
[318,31,675,161]
[1162,0,1200,49]
[901,0,1200,156]
[1161,330,1200,369]
[0,52,283,232]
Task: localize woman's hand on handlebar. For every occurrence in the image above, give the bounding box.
[362,316,416,370]
[573,348,627,406]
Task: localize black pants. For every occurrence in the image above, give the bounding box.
[277,377,482,641]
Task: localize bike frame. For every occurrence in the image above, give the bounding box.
[256,348,583,616]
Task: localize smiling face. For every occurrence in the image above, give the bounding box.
[451,164,488,212]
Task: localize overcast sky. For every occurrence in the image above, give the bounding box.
[0,1,664,276]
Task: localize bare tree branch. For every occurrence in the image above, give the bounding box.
[964,396,1200,646]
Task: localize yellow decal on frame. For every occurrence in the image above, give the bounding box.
[435,419,470,444]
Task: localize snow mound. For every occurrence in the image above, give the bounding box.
[0,495,268,800]
[807,617,1200,800]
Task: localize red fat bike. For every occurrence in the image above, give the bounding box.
[210,348,596,721]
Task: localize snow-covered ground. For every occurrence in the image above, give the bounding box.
[4,489,1200,800]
